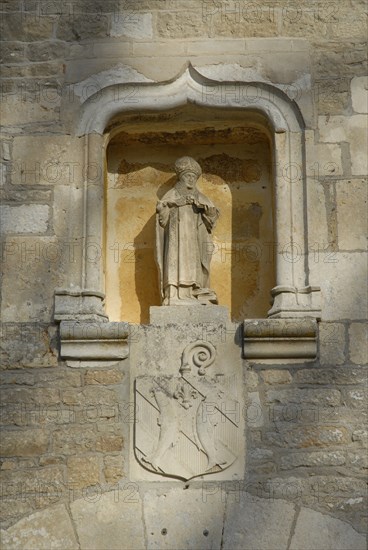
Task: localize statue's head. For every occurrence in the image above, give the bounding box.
[174,157,202,190]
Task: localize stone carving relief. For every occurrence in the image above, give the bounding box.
[134,341,241,480]
[155,157,219,306]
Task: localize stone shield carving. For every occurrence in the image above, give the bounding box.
[134,341,241,480]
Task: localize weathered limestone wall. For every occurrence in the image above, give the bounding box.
[1,1,367,548]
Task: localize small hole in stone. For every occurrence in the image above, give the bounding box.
[161,528,167,536]
[203,529,209,537]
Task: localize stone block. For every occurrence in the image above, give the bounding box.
[349,323,368,364]
[351,76,368,113]
[0,322,58,369]
[71,491,145,550]
[348,450,368,468]
[0,42,26,63]
[110,12,153,39]
[11,135,83,186]
[0,14,54,41]
[27,41,69,62]
[0,504,79,550]
[84,368,124,385]
[294,367,367,385]
[265,388,341,407]
[96,434,123,452]
[346,388,368,409]
[1,237,66,323]
[1,205,49,234]
[144,487,225,549]
[309,252,368,320]
[56,15,109,41]
[1,430,49,457]
[318,115,368,175]
[52,426,97,454]
[289,507,366,550]
[265,426,349,448]
[306,136,343,177]
[336,179,368,250]
[261,370,292,384]
[67,455,101,489]
[319,322,346,365]
[1,388,60,405]
[103,455,125,483]
[349,115,368,175]
[223,492,295,550]
[246,392,264,428]
[306,178,329,249]
[1,93,60,129]
[280,450,346,469]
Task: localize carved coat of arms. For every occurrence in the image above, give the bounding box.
[134,341,241,480]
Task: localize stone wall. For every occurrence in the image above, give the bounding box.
[1,1,367,548]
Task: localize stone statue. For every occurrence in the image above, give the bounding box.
[155,157,219,306]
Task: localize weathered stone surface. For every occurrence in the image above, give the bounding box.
[280,450,346,469]
[103,455,125,483]
[110,12,153,39]
[345,388,368,408]
[67,455,101,489]
[349,323,368,364]
[223,492,295,550]
[306,138,343,177]
[27,41,69,62]
[0,323,58,369]
[294,366,368,385]
[0,504,78,549]
[319,323,346,365]
[336,179,367,250]
[265,426,349,448]
[11,135,83,185]
[0,14,54,41]
[144,487,225,549]
[246,392,264,428]
[52,425,97,454]
[290,507,367,550]
[84,368,124,385]
[71,491,145,550]
[1,430,49,457]
[1,205,49,234]
[265,388,341,407]
[351,76,368,114]
[309,252,368,320]
[56,15,109,41]
[261,369,292,384]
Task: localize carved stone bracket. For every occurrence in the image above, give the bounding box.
[59,320,129,360]
[243,318,318,360]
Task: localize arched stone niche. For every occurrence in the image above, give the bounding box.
[105,106,274,324]
[54,65,321,360]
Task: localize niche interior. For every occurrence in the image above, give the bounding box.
[105,106,275,324]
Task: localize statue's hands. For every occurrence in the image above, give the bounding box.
[205,206,217,217]
[186,195,196,205]
[175,197,187,207]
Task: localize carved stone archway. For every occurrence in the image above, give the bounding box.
[55,64,321,359]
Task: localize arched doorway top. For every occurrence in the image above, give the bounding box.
[76,63,305,136]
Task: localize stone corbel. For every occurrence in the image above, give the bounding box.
[268,286,322,320]
[59,320,129,360]
[243,318,318,360]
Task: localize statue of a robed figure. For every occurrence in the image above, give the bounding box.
[155,157,220,306]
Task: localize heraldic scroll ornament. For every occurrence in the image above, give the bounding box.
[134,340,241,480]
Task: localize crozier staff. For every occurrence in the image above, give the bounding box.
[155,157,219,305]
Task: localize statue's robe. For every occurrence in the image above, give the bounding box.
[155,188,219,301]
